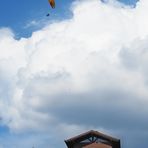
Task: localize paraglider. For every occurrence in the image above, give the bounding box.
[48,0,55,8]
[46,13,50,17]
[46,0,55,17]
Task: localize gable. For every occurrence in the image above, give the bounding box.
[65,130,120,148]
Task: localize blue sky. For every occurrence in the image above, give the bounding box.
[1,0,148,148]
[0,0,138,38]
[0,0,74,38]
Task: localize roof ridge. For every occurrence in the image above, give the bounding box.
[65,130,119,142]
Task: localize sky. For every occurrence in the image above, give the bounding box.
[0,0,75,38]
[1,0,148,148]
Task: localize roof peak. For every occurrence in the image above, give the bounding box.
[65,130,120,148]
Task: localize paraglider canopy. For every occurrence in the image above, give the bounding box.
[48,0,55,8]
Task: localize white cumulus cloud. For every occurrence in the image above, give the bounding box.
[0,0,148,148]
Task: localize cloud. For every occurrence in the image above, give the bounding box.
[0,0,148,147]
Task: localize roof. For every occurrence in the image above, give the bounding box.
[65,130,119,143]
[65,130,120,148]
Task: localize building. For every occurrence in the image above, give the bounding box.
[65,130,120,148]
